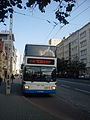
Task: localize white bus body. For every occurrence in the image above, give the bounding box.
[22,44,57,94]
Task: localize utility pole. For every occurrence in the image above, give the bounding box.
[9,14,13,74]
[9,14,13,40]
[5,14,13,95]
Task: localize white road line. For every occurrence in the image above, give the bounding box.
[22,96,62,120]
[60,84,90,94]
[75,88,90,94]
[58,79,90,87]
[61,84,70,88]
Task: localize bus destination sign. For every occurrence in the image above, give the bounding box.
[27,58,54,65]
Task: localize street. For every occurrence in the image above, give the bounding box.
[57,78,90,112]
[0,77,90,120]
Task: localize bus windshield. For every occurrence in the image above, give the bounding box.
[23,66,56,82]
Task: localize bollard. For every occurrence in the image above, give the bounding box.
[6,79,11,95]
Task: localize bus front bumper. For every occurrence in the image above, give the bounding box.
[22,89,56,94]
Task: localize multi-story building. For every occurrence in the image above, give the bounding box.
[49,38,62,46]
[64,36,71,60]
[70,30,79,61]
[56,40,64,59]
[0,38,6,79]
[0,30,16,77]
[12,46,17,75]
[79,23,90,74]
[56,22,90,74]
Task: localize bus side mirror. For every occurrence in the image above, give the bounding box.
[21,64,24,69]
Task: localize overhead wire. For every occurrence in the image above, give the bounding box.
[14,0,89,41]
[14,10,59,43]
[14,11,47,21]
[14,10,57,26]
[69,6,90,22]
[44,23,59,41]
[52,6,90,38]
[45,0,89,40]
[72,0,88,13]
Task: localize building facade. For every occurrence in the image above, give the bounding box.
[0,38,6,79]
[56,40,64,59]
[79,23,90,74]
[56,22,90,74]
[0,31,17,78]
[49,38,62,46]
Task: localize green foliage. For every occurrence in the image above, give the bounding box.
[57,58,86,78]
[0,0,76,24]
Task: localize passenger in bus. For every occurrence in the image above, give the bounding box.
[0,75,2,86]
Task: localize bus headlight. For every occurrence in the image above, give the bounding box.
[24,85,29,89]
[51,86,56,90]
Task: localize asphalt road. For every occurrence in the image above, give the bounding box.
[56,78,90,112]
[22,78,90,120]
[1,77,90,120]
[57,78,90,95]
[19,77,90,119]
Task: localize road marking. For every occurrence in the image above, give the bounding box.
[60,84,70,88]
[60,83,90,94]
[75,88,90,94]
[22,96,47,110]
[22,96,60,119]
[57,79,90,87]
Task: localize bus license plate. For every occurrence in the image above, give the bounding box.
[37,91,44,93]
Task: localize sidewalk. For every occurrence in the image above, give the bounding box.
[0,79,59,120]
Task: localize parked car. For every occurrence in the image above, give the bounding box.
[78,74,85,79]
[84,74,90,79]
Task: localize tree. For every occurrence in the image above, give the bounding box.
[57,58,68,77]
[0,0,76,24]
[57,58,86,78]
[78,61,86,74]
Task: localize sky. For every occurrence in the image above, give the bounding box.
[0,0,90,57]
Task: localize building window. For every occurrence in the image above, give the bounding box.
[80,31,86,39]
[80,49,87,56]
[71,39,78,46]
[72,46,77,52]
[89,29,90,39]
[80,40,87,47]
[0,34,8,40]
[64,51,68,56]
[5,43,11,50]
[5,44,8,50]
[81,58,87,64]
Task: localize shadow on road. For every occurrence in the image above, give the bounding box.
[0,82,6,95]
[0,81,22,96]
[24,93,54,98]
[11,83,22,96]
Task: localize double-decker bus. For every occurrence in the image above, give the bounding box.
[21,44,57,94]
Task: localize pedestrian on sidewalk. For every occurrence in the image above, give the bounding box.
[11,74,14,83]
[0,75,2,86]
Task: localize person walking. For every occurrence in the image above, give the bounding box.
[0,75,2,86]
[11,74,14,83]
